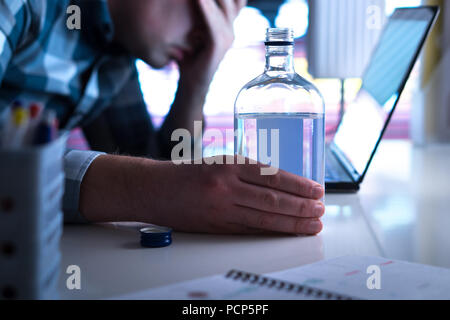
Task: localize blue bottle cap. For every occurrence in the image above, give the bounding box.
[140,238,172,248]
[140,226,172,235]
[139,226,172,248]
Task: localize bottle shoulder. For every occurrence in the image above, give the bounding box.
[240,72,321,94]
[235,72,325,115]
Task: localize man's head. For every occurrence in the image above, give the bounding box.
[108,0,203,69]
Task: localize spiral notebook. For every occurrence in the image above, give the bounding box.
[114,256,450,300]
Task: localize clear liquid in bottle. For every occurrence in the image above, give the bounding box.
[235,112,325,185]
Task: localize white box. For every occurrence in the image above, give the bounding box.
[0,134,67,300]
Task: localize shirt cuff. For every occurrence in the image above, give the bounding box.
[63,150,105,224]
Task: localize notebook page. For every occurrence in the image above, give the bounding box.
[268,256,450,300]
[112,274,325,300]
[112,269,351,300]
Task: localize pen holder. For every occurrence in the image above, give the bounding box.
[0,134,67,300]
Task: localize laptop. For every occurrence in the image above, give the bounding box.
[325,6,439,193]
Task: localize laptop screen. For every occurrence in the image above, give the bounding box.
[333,7,437,178]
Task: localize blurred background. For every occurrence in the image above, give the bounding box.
[136,0,431,157]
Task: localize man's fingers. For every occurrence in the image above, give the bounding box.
[234,0,247,16]
[237,161,324,200]
[220,223,273,235]
[231,205,323,235]
[198,0,224,33]
[233,182,325,218]
[216,0,235,21]
[217,0,245,21]
[227,224,291,236]
[236,0,247,9]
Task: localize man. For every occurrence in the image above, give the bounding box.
[0,0,325,234]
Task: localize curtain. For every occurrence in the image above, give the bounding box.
[307,0,386,79]
[412,0,450,144]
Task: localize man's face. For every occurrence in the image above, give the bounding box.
[111,0,202,69]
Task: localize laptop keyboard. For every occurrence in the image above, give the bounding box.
[325,146,353,183]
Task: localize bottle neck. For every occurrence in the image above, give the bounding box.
[264,45,295,74]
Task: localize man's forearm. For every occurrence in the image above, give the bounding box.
[79,154,156,223]
[77,153,325,235]
[159,79,208,138]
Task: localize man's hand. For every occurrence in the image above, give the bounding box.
[179,0,246,87]
[160,0,246,140]
[80,155,325,235]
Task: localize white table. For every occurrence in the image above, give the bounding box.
[58,140,450,299]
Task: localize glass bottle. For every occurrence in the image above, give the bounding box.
[234,28,325,187]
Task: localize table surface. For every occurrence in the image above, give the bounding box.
[58,140,450,299]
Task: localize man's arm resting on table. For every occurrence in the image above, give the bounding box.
[76,153,326,235]
[77,154,152,223]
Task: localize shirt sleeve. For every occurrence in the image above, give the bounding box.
[0,1,96,224]
[81,62,174,160]
[62,149,105,224]
[0,0,29,86]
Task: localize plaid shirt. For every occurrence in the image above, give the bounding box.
[0,0,173,223]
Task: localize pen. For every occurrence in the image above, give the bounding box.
[0,108,10,147]
[24,103,43,145]
[0,100,24,147]
[33,109,57,145]
[4,104,29,149]
[11,100,23,110]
